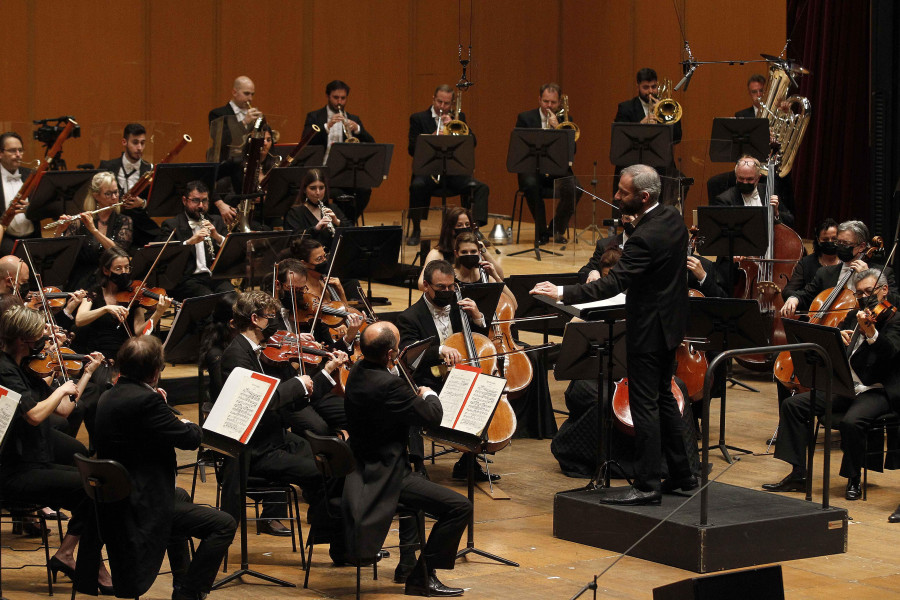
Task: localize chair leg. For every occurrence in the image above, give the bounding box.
[303,539,314,589]
[356,564,361,600]
[39,512,53,596]
[285,489,297,553]
[292,489,306,569]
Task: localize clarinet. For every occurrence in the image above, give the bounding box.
[318,200,336,235]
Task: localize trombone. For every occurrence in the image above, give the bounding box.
[44,202,125,230]
[554,94,580,141]
[651,79,683,125]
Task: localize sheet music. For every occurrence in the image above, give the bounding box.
[438,365,477,429]
[571,292,627,311]
[0,385,21,446]
[438,364,507,437]
[203,367,278,444]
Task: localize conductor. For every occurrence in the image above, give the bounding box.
[530,164,694,505]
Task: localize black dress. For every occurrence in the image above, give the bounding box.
[62,212,133,290]
[284,201,348,248]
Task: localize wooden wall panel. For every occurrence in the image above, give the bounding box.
[1,0,788,222]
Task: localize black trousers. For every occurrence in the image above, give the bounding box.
[331,187,372,225]
[167,488,236,595]
[171,273,235,302]
[284,395,348,437]
[627,349,692,492]
[408,175,490,228]
[1,463,87,536]
[517,171,582,239]
[774,388,893,479]
[396,472,471,571]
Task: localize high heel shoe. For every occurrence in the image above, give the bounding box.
[48,556,76,582]
[98,582,115,595]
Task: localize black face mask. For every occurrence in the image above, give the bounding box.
[110,272,132,291]
[30,336,47,354]
[15,280,31,296]
[857,294,879,311]
[260,318,279,339]
[817,240,838,256]
[453,226,471,238]
[313,262,330,275]
[430,289,455,308]
[458,255,480,270]
[280,292,299,310]
[837,245,858,263]
[735,182,756,195]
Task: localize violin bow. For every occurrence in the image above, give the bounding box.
[307,235,342,336]
[125,229,176,317]
[22,245,69,383]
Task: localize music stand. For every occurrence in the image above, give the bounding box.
[505,273,580,341]
[505,128,574,260]
[210,231,293,289]
[131,243,194,291]
[412,135,474,222]
[272,143,324,167]
[163,292,232,364]
[458,282,505,329]
[709,118,770,163]
[328,143,393,221]
[25,170,99,221]
[687,297,769,463]
[12,237,84,288]
[330,226,402,306]
[146,163,218,218]
[262,165,325,222]
[609,123,673,168]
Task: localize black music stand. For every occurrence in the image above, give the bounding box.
[146,163,218,218]
[262,165,325,222]
[328,143,393,222]
[163,292,232,364]
[271,143,324,167]
[131,243,194,291]
[330,226,402,306]
[458,282,505,329]
[609,124,673,169]
[687,297,768,463]
[12,237,84,288]
[505,128,574,260]
[709,118,770,163]
[210,231,293,289]
[504,273,581,341]
[412,135,475,217]
[25,170,99,221]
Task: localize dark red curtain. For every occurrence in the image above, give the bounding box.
[787,0,871,238]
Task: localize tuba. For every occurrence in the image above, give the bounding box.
[554,94,580,141]
[651,79,683,125]
[443,91,470,136]
[758,63,811,178]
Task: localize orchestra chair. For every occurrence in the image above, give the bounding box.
[511,186,570,243]
[302,431,427,600]
[0,501,63,596]
[814,410,900,500]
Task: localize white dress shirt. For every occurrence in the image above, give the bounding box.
[117,152,144,193]
[186,216,211,275]
[229,100,247,126]
[740,187,763,207]
[1,164,34,237]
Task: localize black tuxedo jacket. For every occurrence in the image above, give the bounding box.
[562,205,689,353]
[789,263,897,311]
[578,234,623,282]
[407,107,477,157]
[614,96,682,143]
[515,107,578,156]
[712,182,795,227]
[98,155,152,194]
[734,106,757,118]
[851,311,900,409]
[0,166,38,234]
[208,103,249,162]
[397,295,487,390]
[93,377,202,597]
[302,106,375,146]
[342,358,443,560]
[158,212,226,273]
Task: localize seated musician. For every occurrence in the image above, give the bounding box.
[302,79,375,225]
[158,180,235,301]
[763,268,900,501]
[782,218,840,300]
[219,290,344,550]
[97,123,161,248]
[711,155,794,226]
[782,220,896,318]
[0,304,111,591]
[452,232,505,287]
[578,215,633,283]
[0,254,30,298]
[397,260,497,483]
[406,85,490,246]
[284,168,347,249]
[208,75,264,204]
[271,257,355,435]
[0,132,39,255]
[56,171,133,289]
[735,74,767,118]
[417,206,504,290]
[93,336,236,600]
[343,321,471,596]
[293,237,354,306]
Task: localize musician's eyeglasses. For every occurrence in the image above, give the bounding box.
[835,241,858,249]
[258,313,277,320]
[101,190,119,197]
[2,148,23,155]
[427,282,454,292]
[737,160,759,168]
[853,287,884,298]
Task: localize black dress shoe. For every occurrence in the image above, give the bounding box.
[553,234,568,244]
[256,519,292,536]
[761,473,806,493]
[451,459,499,483]
[407,233,421,246]
[405,571,464,597]
[662,475,698,493]
[596,486,661,506]
[888,504,900,523]
[845,477,861,501]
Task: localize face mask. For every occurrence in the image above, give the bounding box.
[817,240,838,256]
[110,272,132,291]
[30,337,47,354]
[260,318,279,339]
[735,182,756,195]
[837,245,857,263]
[453,226,470,238]
[430,289,455,308]
[280,292,298,310]
[458,255,480,269]
[857,294,879,311]
[314,262,330,275]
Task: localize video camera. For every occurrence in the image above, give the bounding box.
[33,117,80,146]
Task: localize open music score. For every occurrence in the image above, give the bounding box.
[202,367,278,455]
[0,385,21,447]
[571,292,627,312]
[436,364,506,438]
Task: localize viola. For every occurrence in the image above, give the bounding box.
[27,347,105,378]
[115,281,181,310]
[611,377,685,436]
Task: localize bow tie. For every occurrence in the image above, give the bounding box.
[433,305,451,318]
[6,175,21,183]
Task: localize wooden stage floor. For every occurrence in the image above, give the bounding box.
[4,212,900,599]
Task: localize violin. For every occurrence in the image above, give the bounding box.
[612,377,686,435]
[115,281,182,310]
[260,331,330,365]
[25,287,90,311]
[27,347,105,378]
[298,293,374,331]
[862,298,897,326]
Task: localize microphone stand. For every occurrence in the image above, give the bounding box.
[576,161,604,246]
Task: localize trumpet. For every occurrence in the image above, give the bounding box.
[554,94,580,141]
[651,79,683,125]
[44,201,125,230]
[341,108,359,143]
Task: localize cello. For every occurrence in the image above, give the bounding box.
[733,155,804,371]
[478,267,533,398]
